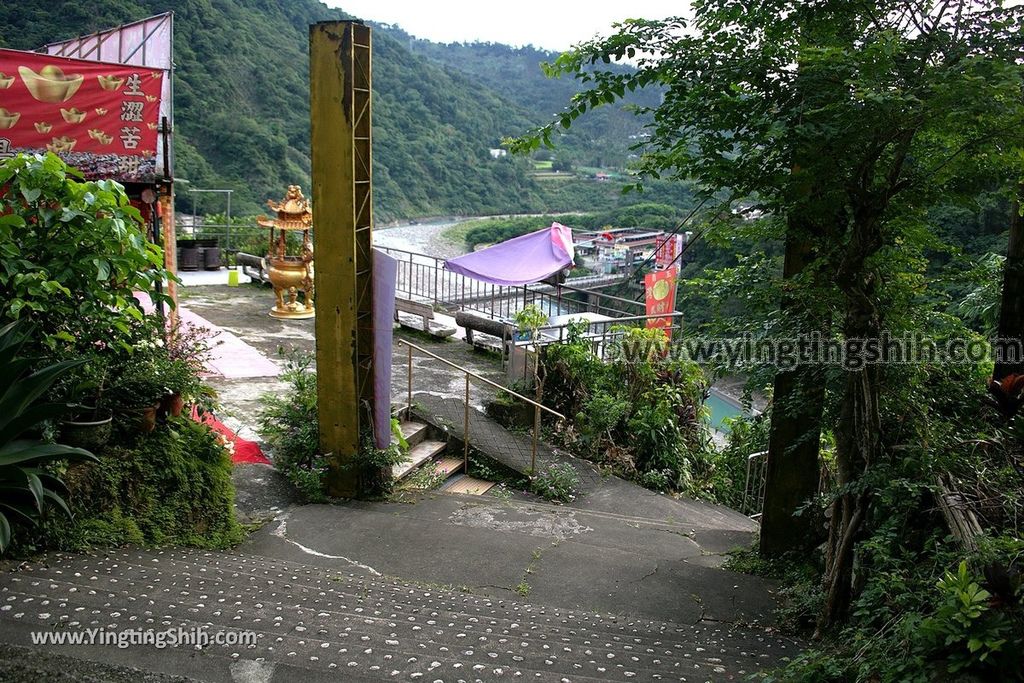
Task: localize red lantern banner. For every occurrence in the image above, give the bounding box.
[644,266,678,339]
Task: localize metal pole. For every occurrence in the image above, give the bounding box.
[532,404,540,475]
[406,344,413,419]
[464,374,470,472]
[226,190,232,252]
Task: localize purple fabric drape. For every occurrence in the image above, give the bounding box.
[444,223,575,286]
[372,248,398,448]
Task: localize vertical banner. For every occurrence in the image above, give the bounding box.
[655,233,684,269]
[0,48,163,181]
[372,248,398,449]
[644,266,678,339]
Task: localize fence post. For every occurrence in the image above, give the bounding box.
[531,404,540,475]
[464,375,471,473]
[406,344,413,419]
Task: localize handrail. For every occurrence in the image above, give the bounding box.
[397,338,564,475]
[528,311,683,334]
[396,339,563,420]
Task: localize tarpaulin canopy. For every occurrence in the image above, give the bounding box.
[444,223,575,286]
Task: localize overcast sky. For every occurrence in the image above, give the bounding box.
[322,1,689,51]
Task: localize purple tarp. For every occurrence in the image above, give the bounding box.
[372,248,398,449]
[444,223,575,286]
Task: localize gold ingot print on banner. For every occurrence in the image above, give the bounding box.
[60,107,86,124]
[96,75,123,91]
[0,108,20,130]
[19,65,83,103]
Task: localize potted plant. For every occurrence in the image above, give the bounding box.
[45,343,115,451]
[155,356,200,418]
[160,318,212,417]
[108,355,166,433]
[58,364,114,451]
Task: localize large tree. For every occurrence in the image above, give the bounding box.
[512,0,1024,628]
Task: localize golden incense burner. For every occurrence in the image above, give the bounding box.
[256,185,315,320]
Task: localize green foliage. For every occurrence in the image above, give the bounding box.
[541,336,712,495]
[920,561,1017,675]
[32,418,243,551]
[513,305,548,337]
[468,453,529,490]
[0,321,98,553]
[351,435,408,500]
[399,460,446,491]
[0,154,170,347]
[702,413,770,509]
[257,351,322,502]
[258,353,408,500]
[530,462,579,504]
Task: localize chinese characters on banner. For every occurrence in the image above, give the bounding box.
[644,266,678,340]
[0,49,162,181]
[654,233,684,270]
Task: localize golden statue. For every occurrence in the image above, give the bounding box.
[256,186,315,319]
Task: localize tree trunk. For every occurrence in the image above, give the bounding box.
[818,277,883,631]
[994,185,1024,381]
[760,226,826,556]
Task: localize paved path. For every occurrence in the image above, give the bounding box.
[0,544,798,682]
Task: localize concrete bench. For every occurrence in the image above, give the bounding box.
[454,310,513,350]
[395,297,435,328]
[236,252,269,283]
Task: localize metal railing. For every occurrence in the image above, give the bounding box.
[397,339,565,475]
[503,312,685,384]
[377,245,644,322]
[742,450,834,520]
[742,451,769,518]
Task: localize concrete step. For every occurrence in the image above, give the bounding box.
[440,473,496,495]
[433,456,464,478]
[0,549,783,680]
[392,439,447,480]
[396,419,428,448]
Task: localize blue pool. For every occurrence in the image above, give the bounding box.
[706,388,745,433]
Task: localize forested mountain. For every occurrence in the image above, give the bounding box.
[392,28,661,169]
[0,0,668,220]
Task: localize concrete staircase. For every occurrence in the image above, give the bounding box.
[0,547,789,682]
[392,418,494,495]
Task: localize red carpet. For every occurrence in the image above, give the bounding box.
[191,407,271,465]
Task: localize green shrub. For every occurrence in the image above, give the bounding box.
[0,153,171,349]
[530,462,579,503]
[350,435,407,500]
[27,418,242,552]
[259,352,408,501]
[541,335,712,496]
[258,352,322,501]
[919,560,1020,676]
[0,320,98,553]
[701,412,770,509]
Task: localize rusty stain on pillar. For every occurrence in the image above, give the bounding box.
[309,21,375,497]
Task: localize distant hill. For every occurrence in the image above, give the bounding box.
[0,0,679,221]
[391,28,661,169]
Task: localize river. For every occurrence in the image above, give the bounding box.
[372,218,470,259]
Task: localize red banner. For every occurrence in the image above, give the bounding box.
[0,48,162,181]
[654,233,683,269]
[645,266,678,339]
